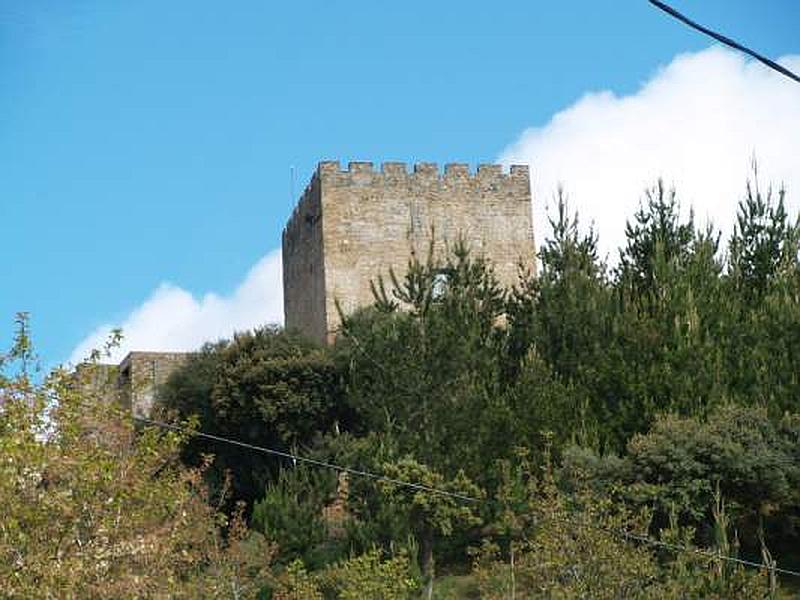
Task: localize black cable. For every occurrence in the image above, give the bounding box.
[648,0,800,85]
[133,416,480,503]
[135,415,800,579]
[620,530,800,578]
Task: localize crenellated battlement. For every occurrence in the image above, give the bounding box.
[311,159,529,181]
[282,158,535,344]
[285,160,531,241]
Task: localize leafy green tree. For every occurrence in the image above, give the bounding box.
[617,179,696,298]
[723,173,800,413]
[555,182,732,445]
[270,434,480,596]
[251,464,339,568]
[510,185,729,448]
[377,457,482,598]
[265,551,420,600]
[507,193,613,448]
[159,326,350,510]
[474,457,659,599]
[612,183,728,435]
[315,549,421,600]
[343,239,583,489]
[562,404,800,548]
[340,242,508,478]
[491,349,585,461]
[729,177,800,303]
[475,447,783,599]
[509,191,609,382]
[0,317,274,597]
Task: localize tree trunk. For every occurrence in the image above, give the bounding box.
[421,529,435,600]
[510,545,516,600]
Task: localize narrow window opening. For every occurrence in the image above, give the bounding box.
[432,271,449,300]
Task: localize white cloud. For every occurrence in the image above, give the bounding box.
[69,249,283,364]
[499,46,800,262]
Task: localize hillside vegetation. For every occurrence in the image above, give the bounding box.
[3,175,799,597]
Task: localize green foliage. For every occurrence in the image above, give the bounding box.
[378,457,482,592]
[343,240,506,471]
[267,560,324,600]
[13,169,800,595]
[0,318,275,597]
[509,190,608,382]
[0,319,434,597]
[333,174,800,580]
[474,450,782,599]
[309,433,422,557]
[265,551,420,600]
[618,179,697,298]
[723,179,800,414]
[729,175,800,303]
[475,448,656,599]
[507,193,610,448]
[562,404,800,537]
[511,175,800,452]
[316,549,421,599]
[159,326,350,509]
[378,459,482,540]
[251,465,339,568]
[342,241,576,488]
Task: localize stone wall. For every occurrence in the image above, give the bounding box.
[283,160,536,344]
[73,362,121,406]
[117,351,190,418]
[282,174,328,343]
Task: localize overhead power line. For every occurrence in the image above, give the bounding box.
[135,415,800,579]
[648,0,800,85]
[620,530,800,579]
[133,416,480,503]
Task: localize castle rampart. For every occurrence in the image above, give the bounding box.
[73,351,190,420]
[117,351,189,418]
[283,160,536,344]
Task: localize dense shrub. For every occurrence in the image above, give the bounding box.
[159,326,351,509]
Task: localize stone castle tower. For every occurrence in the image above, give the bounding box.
[282,160,536,343]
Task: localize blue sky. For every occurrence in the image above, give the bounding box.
[2,0,799,365]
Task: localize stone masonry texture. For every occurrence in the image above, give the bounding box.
[283,160,536,344]
[73,352,189,420]
[117,351,190,418]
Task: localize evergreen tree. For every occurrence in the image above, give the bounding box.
[159,326,350,511]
